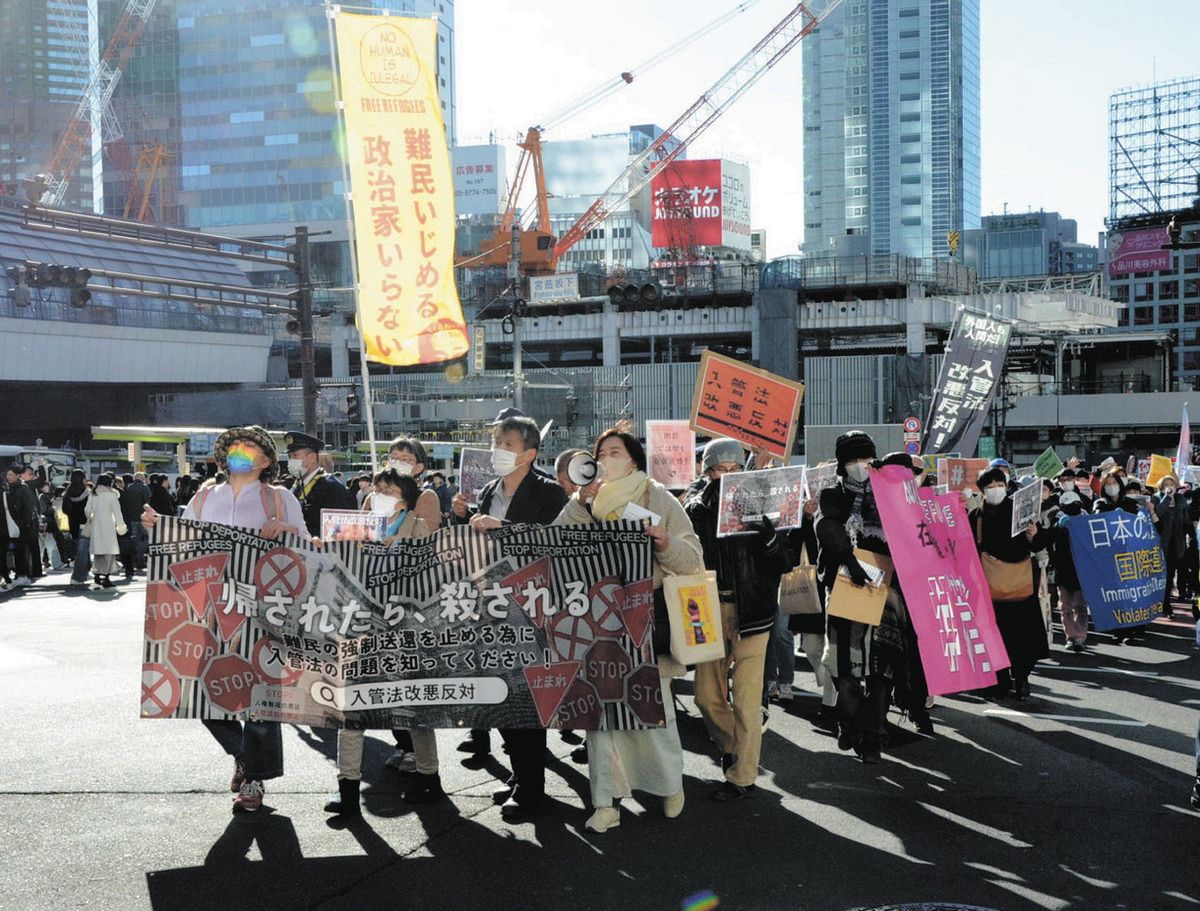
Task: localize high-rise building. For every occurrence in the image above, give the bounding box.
[801,0,980,260]
[963,211,1099,279]
[0,0,102,212]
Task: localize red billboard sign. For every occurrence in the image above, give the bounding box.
[1108,226,1170,276]
[651,159,723,247]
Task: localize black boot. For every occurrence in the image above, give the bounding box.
[402,773,444,804]
[856,733,881,764]
[323,778,361,815]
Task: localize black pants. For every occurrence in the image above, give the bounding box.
[204,719,283,782]
[500,729,546,805]
[1165,557,1183,603]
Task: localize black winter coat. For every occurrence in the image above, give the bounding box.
[684,477,795,637]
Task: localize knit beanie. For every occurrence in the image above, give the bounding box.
[701,438,746,474]
[835,431,877,476]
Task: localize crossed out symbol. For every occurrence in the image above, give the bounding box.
[550,613,594,662]
[254,548,307,600]
[141,663,180,718]
[590,579,625,636]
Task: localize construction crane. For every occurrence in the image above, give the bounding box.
[456,0,767,272]
[550,0,844,271]
[39,0,159,209]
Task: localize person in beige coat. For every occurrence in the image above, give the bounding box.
[554,428,704,833]
[84,474,126,588]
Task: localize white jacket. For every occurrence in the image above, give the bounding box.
[85,487,127,556]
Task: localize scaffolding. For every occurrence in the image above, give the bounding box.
[1109,76,1200,224]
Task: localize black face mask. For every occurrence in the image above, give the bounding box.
[1060,502,1084,516]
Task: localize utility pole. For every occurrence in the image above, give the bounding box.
[292,225,318,434]
[508,222,524,411]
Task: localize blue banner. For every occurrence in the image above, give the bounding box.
[1065,510,1166,631]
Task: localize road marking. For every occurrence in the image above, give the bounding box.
[984,708,1146,727]
[1037,664,1161,678]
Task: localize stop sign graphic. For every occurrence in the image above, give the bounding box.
[144,582,192,640]
[625,664,666,726]
[165,623,219,679]
[204,654,257,714]
[584,639,633,702]
[555,677,602,730]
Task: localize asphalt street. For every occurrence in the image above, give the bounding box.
[1,568,1197,911]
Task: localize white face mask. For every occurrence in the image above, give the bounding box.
[370,493,399,516]
[1075,480,1090,491]
[1059,480,1073,491]
[1104,484,1120,498]
[287,457,305,476]
[388,459,415,477]
[984,487,1007,505]
[846,462,871,482]
[491,448,519,476]
[599,456,633,483]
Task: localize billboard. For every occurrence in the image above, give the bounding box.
[452,144,506,217]
[720,159,751,251]
[651,159,751,251]
[1108,226,1170,276]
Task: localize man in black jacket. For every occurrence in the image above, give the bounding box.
[284,431,355,537]
[684,438,795,801]
[4,465,41,584]
[450,415,567,821]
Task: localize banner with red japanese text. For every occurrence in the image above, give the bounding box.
[871,465,1011,696]
[141,517,662,731]
[334,11,468,366]
[689,350,804,459]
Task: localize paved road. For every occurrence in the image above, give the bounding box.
[1,569,1197,911]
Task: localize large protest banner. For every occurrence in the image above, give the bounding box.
[333,10,468,366]
[716,465,807,537]
[689,350,804,459]
[872,465,1011,696]
[921,310,1013,456]
[645,420,696,490]
[1065,510,1166,631]
[141,518,663,732]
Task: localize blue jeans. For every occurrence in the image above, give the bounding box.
[70,535,92,583]
[764,610,795,688]
[203,719,283,782]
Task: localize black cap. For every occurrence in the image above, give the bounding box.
[284,431,325,454]
[489,407,526,424]
[834,430,877,476]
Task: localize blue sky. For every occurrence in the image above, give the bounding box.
[456,0,1199,259]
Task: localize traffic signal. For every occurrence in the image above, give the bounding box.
[346,391,361,423]
[607,281,665,307]
[947,230,961,256]
[8,261,91,305]
[5,264,30,308]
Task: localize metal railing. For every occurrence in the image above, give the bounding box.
[0,291,267,334]
[761,253,978,294]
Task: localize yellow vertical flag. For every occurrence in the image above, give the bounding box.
[334,11,468,366]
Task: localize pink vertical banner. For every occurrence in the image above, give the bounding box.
[871,464,1010,696]
[645,420,697,490]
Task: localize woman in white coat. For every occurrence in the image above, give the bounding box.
[84,473,126,588]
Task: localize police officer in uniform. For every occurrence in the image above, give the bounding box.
[284,431,355,537]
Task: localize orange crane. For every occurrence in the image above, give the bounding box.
[456,0,769,274]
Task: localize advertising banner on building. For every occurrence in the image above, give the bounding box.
[715,465,807,537]
[719,159,751,251]
[871,465,1011,696]
[334,11,468,366]
[651,159,723,247]
[689,350,804,460]
[452,143,505,217]
[141,518,663,731]
[1065,510,1166,631]
[921,310,1013,456]
[645,420,696,490]
[1108,226,1171,277]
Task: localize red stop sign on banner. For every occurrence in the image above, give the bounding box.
[555,677,603,730]
[584,639,633,702]
[204,654,257,714]
[144,582,192,640]
[625,664,666,726]
[165,623,219,679]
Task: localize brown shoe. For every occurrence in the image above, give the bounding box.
[230,759,245,793]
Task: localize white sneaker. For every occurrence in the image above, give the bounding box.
[924,696,936,710]
[778,684,794,701]
[385,748,417,773]
[663,790,685,819]
[585,806,620,833]
[68,580,87,589]
[766,681,779,699]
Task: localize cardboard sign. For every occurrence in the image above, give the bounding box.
[459,447,499,508]
[1010,480,1042,538]
[1145,454,1174,489]
[716,465,807,537]
[826,550,894,626]
[1033,447,1065,479]
[804,463,839,502]
[937,457,990,493]
[645,420,696,490]
[321,510,386,543]
[689,350,804,459]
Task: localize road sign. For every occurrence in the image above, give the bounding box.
[166,623,219,679]
[204,654,256,714]
[253,548,307,601]
[141,663,181,718]
[529,272,579,303]
[903,416,921,434]
[589,577,626,638]
[584,640,633,702]
[252,636,301,685]
[905,440,921,455]
[144,582,192,640]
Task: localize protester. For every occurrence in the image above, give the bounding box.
[781,499,837,729]
[451,415,567,822]
[685,438,795,800]
[384,436,443,531]
[353,474,373,509]
[62,469,90,540]
[427,471,453,519]
[555,427,701,831]
[148,474,176,517]
[3,465,41,586]
[324,468,443,816]
[126,472,152,570]
[1049,489,1090,651]
[142,425,308,812]
[85,474,126,589]
[973,467,1049,699]
[1154,474,1190,620]
[285,431,356,537]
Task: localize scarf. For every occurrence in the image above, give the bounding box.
[591,470,650,521]
[842,476,886,548]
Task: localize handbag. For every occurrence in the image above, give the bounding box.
[980,551,1034,601]
[661,570,726,666]
[778,551,822,616]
